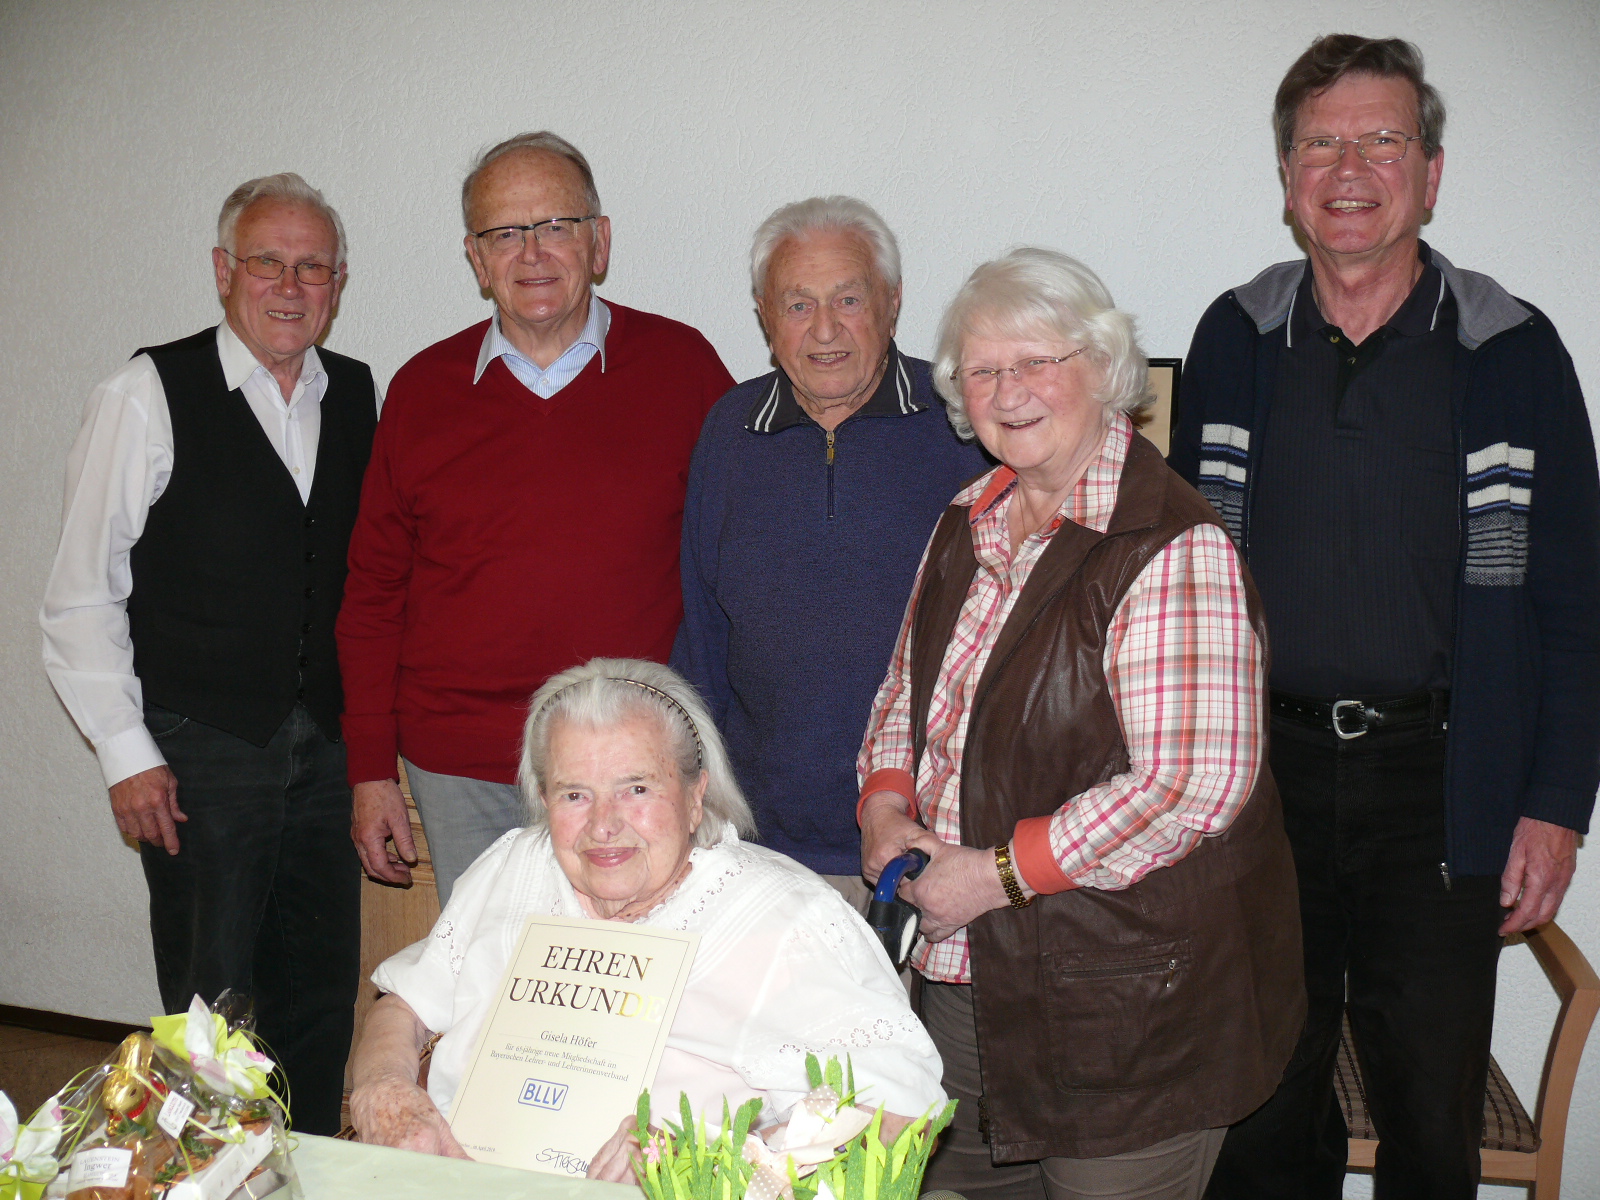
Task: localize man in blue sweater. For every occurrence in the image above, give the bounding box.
[672,196,988,907]
[1171,36,1600,1199]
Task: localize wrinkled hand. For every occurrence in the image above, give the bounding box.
[109,764,185,854]
[353,779,418,885]
[860,792,926,884]
[898,832,1011,943]
[1498,816,1579,935]
[350,1072,468,1158]
[587,1112,644,1183]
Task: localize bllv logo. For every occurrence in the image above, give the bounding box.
[518,1078,569,1111]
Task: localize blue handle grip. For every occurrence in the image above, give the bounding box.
[872,849,929,906]
[867,850,930,969]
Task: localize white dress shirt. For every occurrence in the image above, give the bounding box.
[40,322,357,788]
[473,295,610,397]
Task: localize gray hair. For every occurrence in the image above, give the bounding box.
[217,173,347,265]
[1274,34,1445,159]
[519,658,755,847]
[461,131,601,231]
[932,248,1150,441]
[750,195,901,298]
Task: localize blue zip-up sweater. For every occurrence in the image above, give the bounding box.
[671,346,990,874]
[1171,247,1600,874]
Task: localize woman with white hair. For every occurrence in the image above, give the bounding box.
[857,249,1303,1198]
[349,657,944,1180]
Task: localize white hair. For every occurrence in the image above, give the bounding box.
[750,195,901,297]
[932,247,1150,441]
[519,658,755,847]
[462,131,601,231]
[216,173,347,265]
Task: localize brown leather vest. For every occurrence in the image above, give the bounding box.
[908,433,1305,1161]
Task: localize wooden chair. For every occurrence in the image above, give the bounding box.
[341,763,444,1129]
[1338,921,1599,1198]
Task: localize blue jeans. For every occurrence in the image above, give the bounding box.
[140,703,360,1136]
[401,759,527,908]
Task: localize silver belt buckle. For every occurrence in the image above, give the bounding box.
[1332,699,1370,739]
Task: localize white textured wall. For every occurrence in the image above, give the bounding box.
[1,1,1595,1193]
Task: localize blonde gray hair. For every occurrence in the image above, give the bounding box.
[217,173,347,264]
[750,195,901,298]
[932,247,1149,441]
[519,658,754,846]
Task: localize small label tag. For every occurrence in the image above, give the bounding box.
[158,1090,197,1137]
[68,1146,133,1189]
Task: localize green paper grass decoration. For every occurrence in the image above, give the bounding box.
[632,1055,956,1200]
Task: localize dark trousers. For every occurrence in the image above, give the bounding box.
[1205,719,1504,1200]
[139,703,361,1135]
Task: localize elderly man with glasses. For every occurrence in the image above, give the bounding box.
[41,173,379,1134]
[338,131,733,908]
[1170,35,1600,1198]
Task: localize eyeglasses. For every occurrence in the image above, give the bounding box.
[1290,130,1424,168]
[472,216,596,255]
[221,249,338,286]
[953,348,1085,396]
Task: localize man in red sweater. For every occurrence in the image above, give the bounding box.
[338,131,733,903]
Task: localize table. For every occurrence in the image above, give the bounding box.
[291,1134,642,1199]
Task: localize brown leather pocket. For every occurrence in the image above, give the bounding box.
[1042,938,1201,1093]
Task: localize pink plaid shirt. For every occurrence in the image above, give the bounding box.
[857,418,1264,983]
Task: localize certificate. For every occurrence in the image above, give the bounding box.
[448,914,699,1177]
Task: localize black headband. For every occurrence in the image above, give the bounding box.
[536,676,704,772]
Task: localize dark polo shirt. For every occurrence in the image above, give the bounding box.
[1250,250,1459,697]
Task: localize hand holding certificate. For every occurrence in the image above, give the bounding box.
[447,915,698,1176]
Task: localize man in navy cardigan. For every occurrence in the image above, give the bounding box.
[1171,36,1600,1199]
[672,197,988,907]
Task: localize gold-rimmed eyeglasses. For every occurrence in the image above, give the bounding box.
[221,250,339,286]
[953,348,1085,396]
[472,216,596,256]
[1290,130,1424,168]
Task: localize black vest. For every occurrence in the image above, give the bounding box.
[127,327,377,745]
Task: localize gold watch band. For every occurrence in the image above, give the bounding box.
[995,843,1033,909]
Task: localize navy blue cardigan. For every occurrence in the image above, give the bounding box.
[671,351,990,875]
[1171,247,1600,874]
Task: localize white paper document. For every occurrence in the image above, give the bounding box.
[448,914,699,1176]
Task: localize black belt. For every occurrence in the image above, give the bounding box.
[1270,690,1449,739]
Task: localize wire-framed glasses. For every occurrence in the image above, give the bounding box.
[221,250,338,286]
[1291,131,1424,168]
[953,348,1085,396]
[472,216,596,255]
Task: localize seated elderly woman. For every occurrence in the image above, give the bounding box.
[350,657,944,1181]
[857,248,1304,1199]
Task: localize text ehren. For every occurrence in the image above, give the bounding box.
[505,943,666,1021]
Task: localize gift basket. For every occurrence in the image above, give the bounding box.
[1,995,297,1200]
[633,1055,955,1200]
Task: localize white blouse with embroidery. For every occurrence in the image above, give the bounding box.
[373,825,946,1125]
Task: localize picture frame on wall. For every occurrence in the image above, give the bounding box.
[1136,358,1182,457]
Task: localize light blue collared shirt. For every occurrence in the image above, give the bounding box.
[473,295,610,398]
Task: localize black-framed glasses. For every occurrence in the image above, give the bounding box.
[953,348,1085,396]
[221,249,338,286]
[472,216,596,255]
[1291,130,1424,168]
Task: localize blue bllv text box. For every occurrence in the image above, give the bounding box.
[518,1078,569,1111]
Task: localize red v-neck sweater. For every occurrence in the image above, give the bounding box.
[337,303,733,784]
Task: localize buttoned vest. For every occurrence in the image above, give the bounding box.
[907,432,1305,1161]
[127,327,377,745]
